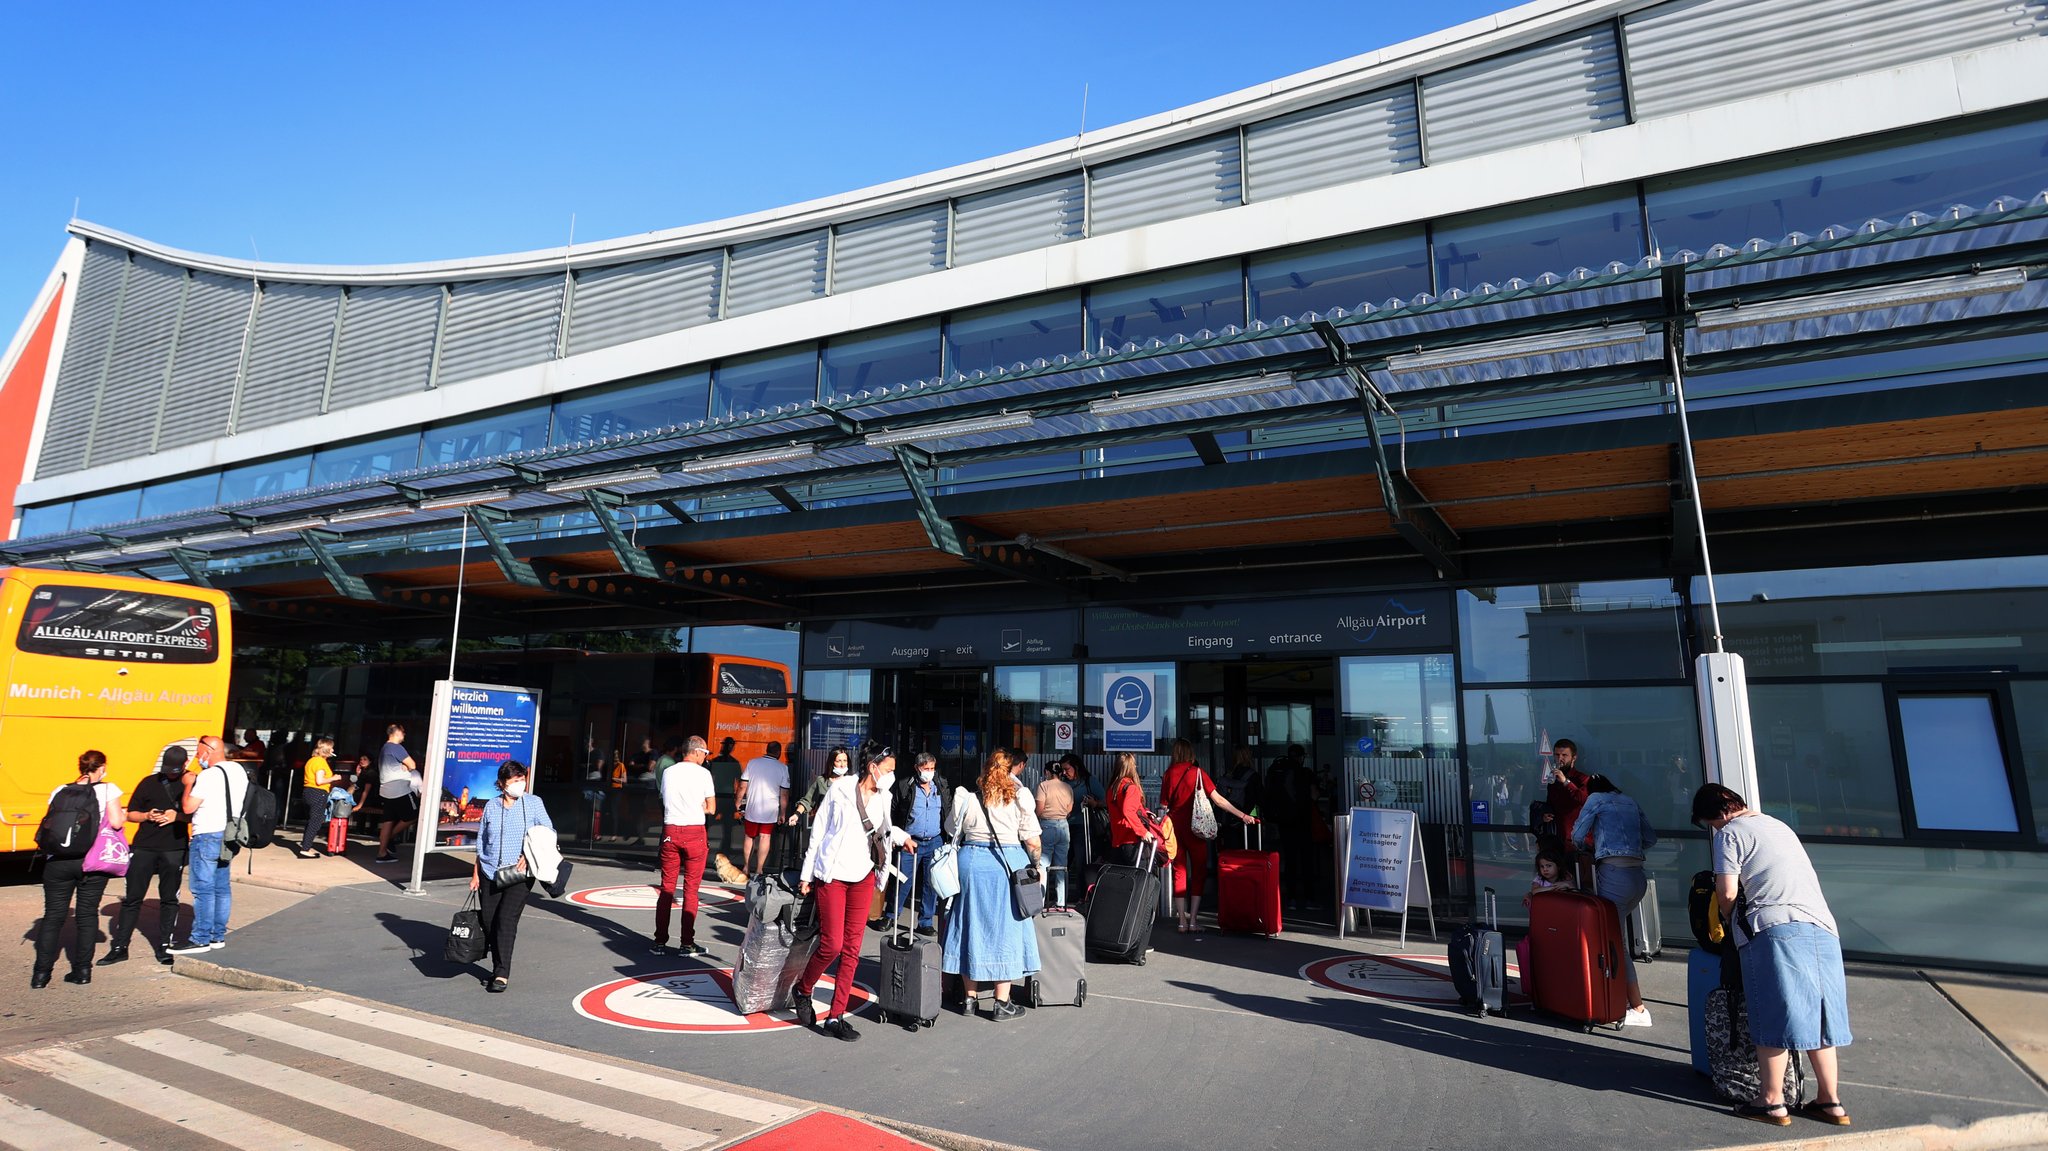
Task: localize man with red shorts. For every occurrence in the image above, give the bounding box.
[653,735,715,957]
[736,740,789,879]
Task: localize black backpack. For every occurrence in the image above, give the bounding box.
[217,766,281,855]
[36,783,101,859]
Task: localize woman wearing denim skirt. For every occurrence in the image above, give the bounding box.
[1694,783,1854,1129]
[942,749,1042,1021]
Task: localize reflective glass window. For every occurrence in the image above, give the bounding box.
[310,432,419,487]
[68,489,140,532]
[219,454,311,505]
[1746,683,1902,836]
[995,665,1081,780]
[802,668,873,782]
[822,322,941,400]
[17,501,71,536]
[552,369,710,444]
[2011,681,2048,845]
[1249,228,1430,322]
[138,473,222,520]
[1708,557,2048,601]
[1089,261,1244,353]
[1647,118,2048,256]
[712,346,818,419]
[1899,694,2021,834]
[945,292,1083,377]
[1342,655,1462,823]
[1463,686,1700,828]
[1460,582,1688,683]
[1433,192,1644,294]
[1714,588,2048,676]
[423,403,550,466]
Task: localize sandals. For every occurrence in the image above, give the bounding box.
[1732,1103,1791,1126]
[1798,1101,1853,1127]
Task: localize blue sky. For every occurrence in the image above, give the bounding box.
[0,1,1507,332]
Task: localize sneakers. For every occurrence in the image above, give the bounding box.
[295,848,321,859]
[914,925,937,938]
[154,948,174,966]
[791,991,818,1029]
[990,999,1024,1022]
[678,942,709,958]
[209,941,226,951]
[1623,1006,1653,1028]
[374,853,400,863]
[96,946,130,967]
[821,1017,861,1042]
[165,941,213,956]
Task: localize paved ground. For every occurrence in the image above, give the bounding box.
[107,848,2046,1151]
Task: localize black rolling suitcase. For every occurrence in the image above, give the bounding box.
[1086,839,1161,965]
[1449,886,1508,1017]
[877,847,941,1028]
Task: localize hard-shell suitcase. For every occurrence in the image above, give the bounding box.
[1629,877,1663,962]
[878,848,941,1028]
[1086,839,1160,964]
[326,817,348,855]
[1216,824,1282,935]
[1450,887,1508,1016]
[1023,868,1087,1008]
[1527,890,1630,1029]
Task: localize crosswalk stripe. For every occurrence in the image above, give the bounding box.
[291,996,797,1124]
[0,1089,142,1151]
[214,1011,717,1149]
[117,1029,554,1151]
[3,1047,350,1151]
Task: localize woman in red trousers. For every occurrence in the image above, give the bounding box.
[1160,739,1257,933]
[792,744,908,1041]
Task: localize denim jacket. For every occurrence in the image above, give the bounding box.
[1576,791,1657,861]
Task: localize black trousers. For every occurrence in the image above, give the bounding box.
[111,847,186,952]
[36,858,111,973]
[300,788,329,849]
[479,877,534,978]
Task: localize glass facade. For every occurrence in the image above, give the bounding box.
[551,370,710,444]
[1250,228,1430,322]
[1089,261,1245,352]
[945,292,1084,377]
[1432,192,1644,293]
[712,346,818,419]
[424,403,550,466]
[310,432,419,487]
[1459,581,1689,683]
[822,322,941,399]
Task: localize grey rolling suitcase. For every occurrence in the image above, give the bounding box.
[1629,877,1663,962]
[1024,868,1087,1008]
[1451,887,1508,1017]
[877,848,942,1028]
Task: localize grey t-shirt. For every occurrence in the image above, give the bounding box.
[1710,811,1838,943]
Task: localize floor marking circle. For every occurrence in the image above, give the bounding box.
[574,967,875,1034]
[1301,952,1527,1005]
[565,884,743,910]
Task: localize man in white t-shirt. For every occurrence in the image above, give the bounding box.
[654,735,716,957]
[735,741,790,878]
[375,723,420,863]
[169,736,250,954]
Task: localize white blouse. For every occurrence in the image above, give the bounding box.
[800,777,910,884]
[947,785,1043,846]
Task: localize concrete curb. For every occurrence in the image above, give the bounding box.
[169,956,315,994]
[1709,1111,2048,1151]
[865,1116,1038,1151]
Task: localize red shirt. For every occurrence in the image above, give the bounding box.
[1108,779,1154,848]
[1161,761,1215,845]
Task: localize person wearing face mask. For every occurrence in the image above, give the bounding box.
[892,752,952,937]
[793,744,911,1041]
[788,745,852,828]
[101,745,193,967]
[33,749,124,986]
[468,761,553,993]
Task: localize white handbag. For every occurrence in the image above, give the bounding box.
[1189,769,1219,840]
[929,789,966,902]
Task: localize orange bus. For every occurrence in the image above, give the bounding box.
[0,568,231,854]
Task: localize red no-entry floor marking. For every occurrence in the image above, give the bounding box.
[1301,952,1530,1005]
[728,1112,934,1150]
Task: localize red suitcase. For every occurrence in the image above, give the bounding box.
[1526,890,1629,1029]
[1216,825,1282,935]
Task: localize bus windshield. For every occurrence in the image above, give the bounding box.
[717,662,789,709]
[17,584,221,664]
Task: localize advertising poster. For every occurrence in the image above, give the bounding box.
[1102,672,1157,752]
[437,682,542,801]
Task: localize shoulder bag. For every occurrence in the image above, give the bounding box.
[980,793,1044,919]
[445,890,487,964]
[491,799,533,887]
[83,792,131,877]
[1187,768,1219,840]
[929,792,964,903]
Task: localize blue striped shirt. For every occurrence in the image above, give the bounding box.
[477,794,553,880]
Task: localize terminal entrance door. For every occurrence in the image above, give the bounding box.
[871,668,989,787]
[1338,653,1468,911]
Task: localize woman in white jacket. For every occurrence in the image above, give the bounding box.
[793,745,908,1041]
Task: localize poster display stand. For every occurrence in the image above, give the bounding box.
[1336,807,1435,947]
[408,679,542,895]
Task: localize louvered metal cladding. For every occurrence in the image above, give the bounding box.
[953,173,1085,265]
[437,273,565,385]
[831,204,948,293]
[157,272,253,450]
[83,256,187,468]
[1244,86,1423,202]
[1422,24,1628,164]
[36,243,129,478]
[565,251,721,356]
[1625,0,2047,121]
[235,282,341,432]
[726,231,827,316]
[1088,134,1244,237]
[326,283,441,409]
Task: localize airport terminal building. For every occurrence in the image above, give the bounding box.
[2,0,2044,968]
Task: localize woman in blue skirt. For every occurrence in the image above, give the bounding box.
[942,749,1043,1021]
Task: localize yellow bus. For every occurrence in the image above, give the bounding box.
[0,568,231,853]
